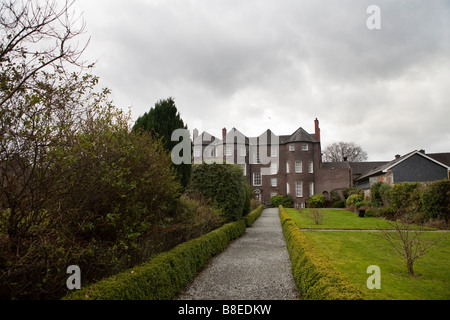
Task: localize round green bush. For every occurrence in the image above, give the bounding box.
[345,194,363,207]
[186,163,250,222]
[307,194,326,208]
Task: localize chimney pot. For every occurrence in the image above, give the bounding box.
[419,149,425,154]
[395,154,401,159]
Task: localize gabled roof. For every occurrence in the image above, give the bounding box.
[356,150,450,181]
[349,161,389,175]
[279,127,318,144]
[427,153,450,167]
[321,162,351,170]
[192,124,319,147]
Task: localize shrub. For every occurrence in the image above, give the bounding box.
[332,200,345,208]
[390,182,420,210]
[345,194,363,208]
[279,206,362,300]
[307,194,326,208]
[186,163,250,222]
[174,195,224,240]
[64,218,248,300]
[243,205,264,227]
[420,180,450,222]
[370,182,384,208]
[342,187,363,200]
[271,195,294,208]
[0,109,182,299]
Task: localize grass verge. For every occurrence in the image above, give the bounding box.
[285,208,450,299]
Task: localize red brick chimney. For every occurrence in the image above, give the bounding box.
[222,127,227,141]
[314,118,320,141]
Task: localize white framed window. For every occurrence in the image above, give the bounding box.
[286,183,290,195]
[289,144,295,151]
[302,144,308,151]
[296,181,303,198]
[239,145,246,157]
[286,161,290,173]
[253,172,262,186]
[295,161,302,173]
[270,163,278,175]
[271,178,277,187]
[309,182,314,196]
[253,153,261,164]
[271,146,278,157]
[240,164,246,176]
[308,161,314,173]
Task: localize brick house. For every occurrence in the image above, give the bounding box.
[192,120,450,206]
[193,119,328,207]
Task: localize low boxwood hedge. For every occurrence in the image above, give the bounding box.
[243,205,264,227]
[64,206,265,300]
[279,205,362,300]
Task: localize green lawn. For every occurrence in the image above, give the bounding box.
[286,208,433,230]
[284,208,450,300]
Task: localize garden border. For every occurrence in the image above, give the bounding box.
[279,205,363,300]
[64,205,264,300]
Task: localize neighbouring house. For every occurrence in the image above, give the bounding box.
[354,150,450,192]
[192,120,450,206]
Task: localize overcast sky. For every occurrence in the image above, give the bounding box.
[73,0,450,161]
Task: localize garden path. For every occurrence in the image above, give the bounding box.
[177,208,299,300]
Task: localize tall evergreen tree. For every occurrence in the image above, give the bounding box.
[133,97,192,189]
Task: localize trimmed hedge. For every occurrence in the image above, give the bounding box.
[64,218,247,300]
[64,205,265,300]
[279,205,362,300]
[243,205,264,227]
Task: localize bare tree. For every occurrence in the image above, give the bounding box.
[323,141,368,162]
[305,208,326,225]
[379,219,444,276]
[0,0,89,108]
[0,0,91,239]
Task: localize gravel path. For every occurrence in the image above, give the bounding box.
[177,207,299,300]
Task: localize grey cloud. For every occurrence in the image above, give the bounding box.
[75,0,450,160]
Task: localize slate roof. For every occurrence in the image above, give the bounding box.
[349,161,389,176]
[355,150,450,181]
[193,126,318,146]
[427,153,450,167]
[279,127,318,144]
[321,162,351,170]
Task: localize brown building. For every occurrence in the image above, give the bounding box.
[192,120,450,207]
[193,119,351,207]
